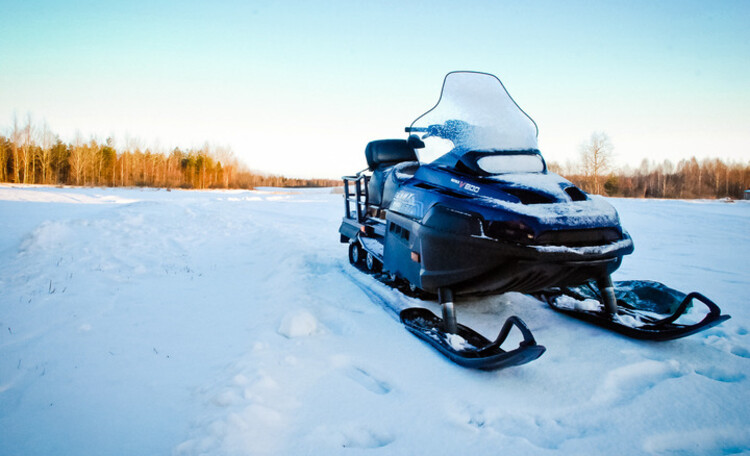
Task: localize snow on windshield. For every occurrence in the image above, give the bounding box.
[477,154,545,174]
[410,72,539,163]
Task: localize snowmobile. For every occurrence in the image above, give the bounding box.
[339,71,729,370]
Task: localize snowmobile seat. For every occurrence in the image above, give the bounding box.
[382,160,419,207]
[365,140,418,207]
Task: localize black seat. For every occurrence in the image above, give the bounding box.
[382,161,419,207]
[365,140,418,207]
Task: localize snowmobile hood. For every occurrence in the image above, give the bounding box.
[408,164,624,232]
[478,191,622,229]
[407,71,539,165]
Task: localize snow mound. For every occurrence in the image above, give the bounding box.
[277,310,321,338]
[20,220,75,252]
[0,186,138,204]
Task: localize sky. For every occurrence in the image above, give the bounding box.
[1,0,748,178]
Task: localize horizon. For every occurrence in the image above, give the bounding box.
[2,0,749,179]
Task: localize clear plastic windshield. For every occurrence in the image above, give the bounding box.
[408,72,539,164]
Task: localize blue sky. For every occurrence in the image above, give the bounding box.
[1,0,748,178]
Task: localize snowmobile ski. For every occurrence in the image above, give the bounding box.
[400,307,545,370]
[343,260,545,371]
[538,280,730,341]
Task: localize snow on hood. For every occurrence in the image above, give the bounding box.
[481,190,619,227]
[478,172,618,227]
[489,172,571,197]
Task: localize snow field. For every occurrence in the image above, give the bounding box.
[1,184,749,455]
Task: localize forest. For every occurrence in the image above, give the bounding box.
[1,119,748,199]
[550,132,749,199]
[551,158,750,199]
[0,118,339,189]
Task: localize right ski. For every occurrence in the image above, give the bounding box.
[537,280,731,341]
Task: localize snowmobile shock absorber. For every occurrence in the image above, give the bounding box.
[597,276,619,316]
[439,288,458,334]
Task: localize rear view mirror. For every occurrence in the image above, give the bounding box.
[407,134,425,149]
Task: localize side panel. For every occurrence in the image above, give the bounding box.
[383,212,422,288]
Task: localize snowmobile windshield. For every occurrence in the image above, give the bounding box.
[407,71,539,167]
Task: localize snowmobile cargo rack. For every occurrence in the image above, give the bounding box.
[342,173,369,224]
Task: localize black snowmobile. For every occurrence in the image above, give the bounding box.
[339,71,729,370]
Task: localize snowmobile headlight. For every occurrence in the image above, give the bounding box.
[485,220,535,243]
[422,205,482,236]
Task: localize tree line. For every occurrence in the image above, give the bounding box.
[549,132,749,199]
[3,119,748,198]
[0,117,339,189]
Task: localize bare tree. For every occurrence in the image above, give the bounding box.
[69,132,86,185]
[20,114,35,184]
[38,121,56,184]
[579,131,614,194]
[0,135,7,182]
[121,135,144,186]
[213,144,236,188]
[10,115,22,183]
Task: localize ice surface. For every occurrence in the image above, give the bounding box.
[0,184,748,456]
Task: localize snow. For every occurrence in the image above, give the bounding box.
[1,184,749,455]
[553,295,602,312]
[529,238,633,256]
[479,154,545,174]
[277,310,322,338]
[414,72,539,158]
[445,333,475,351]
[481,187,621,228]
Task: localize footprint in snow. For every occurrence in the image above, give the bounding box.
[340,426,395,449]
[643,426,750,455]
[345,366,392,395]
[452,404,574,451]
[457,404,488,431]
[302,253,337,276]
[729,344,750,359]
[694,366,746,383]
[704,335,750,359]
[307,424,395,450]
[591,359,685,406]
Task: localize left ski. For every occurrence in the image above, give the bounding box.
[342,263,545,370]
[400,308,545,370]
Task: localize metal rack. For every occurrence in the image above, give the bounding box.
[342,173,369,223]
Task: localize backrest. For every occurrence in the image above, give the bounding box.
[365,139,418,171]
